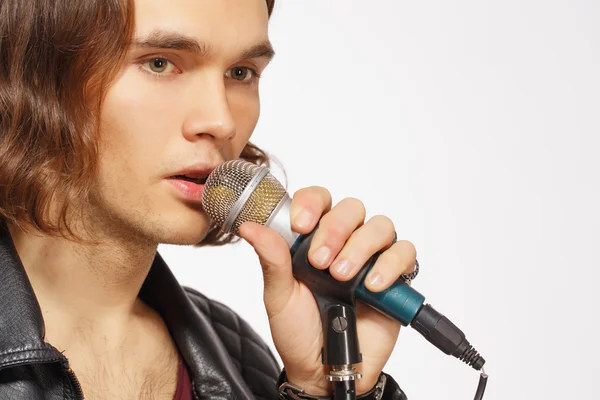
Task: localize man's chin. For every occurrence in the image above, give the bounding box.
[156,226,211,246]
[151,206,214,245]
[161,237,208,246]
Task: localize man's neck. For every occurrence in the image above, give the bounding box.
[7,223,181,399]
[7,223,159,344]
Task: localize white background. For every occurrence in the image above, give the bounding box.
[160,1,600,399]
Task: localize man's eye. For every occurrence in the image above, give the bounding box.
[142,58,176,74]
[226,66,258,82]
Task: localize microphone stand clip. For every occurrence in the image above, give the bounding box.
[291,228,379,400]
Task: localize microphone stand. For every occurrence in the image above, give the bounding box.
[291,228,377,400]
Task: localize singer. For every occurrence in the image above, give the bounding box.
[0,0,417,399]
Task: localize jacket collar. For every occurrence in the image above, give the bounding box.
[0,223,59,366]
[0,224,252,399]
[139,253,255,399]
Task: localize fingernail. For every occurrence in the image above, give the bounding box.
[367,272,383,288]
[332,259,353,277]
[312,247,331,267]
[294,209,313,230]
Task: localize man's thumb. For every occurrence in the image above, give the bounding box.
[238,221,296,313]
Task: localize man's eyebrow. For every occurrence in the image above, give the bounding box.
[239,41,276,61]
[132,30,275,61]
[133,31,212,55]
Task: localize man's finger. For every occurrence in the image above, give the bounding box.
[238,221,297,317]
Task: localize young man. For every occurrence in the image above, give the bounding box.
[0,0,417,398]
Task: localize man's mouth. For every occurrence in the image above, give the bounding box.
[170,175,208,185]
[166,165,217,202]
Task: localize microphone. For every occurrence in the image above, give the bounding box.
[202,159,485,371]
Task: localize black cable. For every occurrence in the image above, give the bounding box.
[473,371,488,400]
[333,380,356,400]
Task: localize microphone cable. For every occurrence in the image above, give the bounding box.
[473,368,488,400]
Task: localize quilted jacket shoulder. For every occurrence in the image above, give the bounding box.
[183,286,281,399]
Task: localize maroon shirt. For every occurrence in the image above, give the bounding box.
[173,356,193,400]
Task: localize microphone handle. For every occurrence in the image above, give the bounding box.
[355,267,425,326]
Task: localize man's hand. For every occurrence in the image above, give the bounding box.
[239,186,417,395]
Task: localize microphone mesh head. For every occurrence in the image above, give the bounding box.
[202,159,287,235]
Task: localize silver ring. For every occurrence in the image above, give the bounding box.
[400,259,419,282]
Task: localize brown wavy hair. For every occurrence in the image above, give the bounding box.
[0,0,276,246]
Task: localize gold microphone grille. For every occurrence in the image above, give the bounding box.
[232,173,286,234]
[202,160,287,235]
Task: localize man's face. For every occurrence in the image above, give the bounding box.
[93,0,272,245]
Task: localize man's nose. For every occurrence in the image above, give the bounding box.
[181,77,236,142]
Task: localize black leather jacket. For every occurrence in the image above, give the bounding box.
[0,225,407,399]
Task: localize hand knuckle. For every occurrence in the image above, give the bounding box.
[311,186,330,201]
[396,240,417,258]
[292,187,310,197]
[324,223,348,240]
[344,197,366,215]
[370,215,394,232]
[294,185,327,198]
[313,217,347,244]
[316,186,331,196]
[385,250,404,268]
[316,186,332,209]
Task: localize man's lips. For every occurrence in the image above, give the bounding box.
[165,162,221,202]
[167,163,219,183]
[167,177,205,202]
